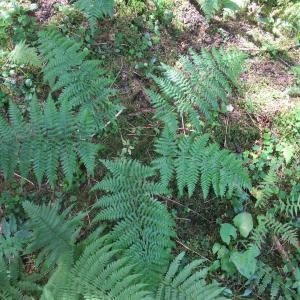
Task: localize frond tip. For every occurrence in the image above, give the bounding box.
[155,252,225,300]
[74,0,115,35]
[8,41,41,67]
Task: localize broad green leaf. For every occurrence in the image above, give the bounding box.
[230,249,259,279]
[221,253,236,275]
[233,212,253,238]
[220,223,237,245]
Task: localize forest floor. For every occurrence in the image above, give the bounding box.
[0,0,299,296]
[83,0,300,263]
[2,0,299,246]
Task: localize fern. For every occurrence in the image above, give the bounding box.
[198,0,239,21]
[152,131,250,198]
[0,97,100,186]
[155,252,226,299]
[39,30,121,130]
[64,237,152,300]
[74,0,115,35]
[148,48,250,198]
[0,256,41,299]
[23,201,84,268]
[198,0,223,21]
[8,41,41,67]
[53,59,120,129]
[249,167,299,249]
[281,2,300,31]
[20,201,225,299]
[149,48,246,126]
[274,196,300,218]
[92,158,176,285]
[250,212,298,250]
[0,215,30,260]
[251,168,278,208]
[38,30,88,88]
[252,261,298,299]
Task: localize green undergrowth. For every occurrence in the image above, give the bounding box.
[0,0,299,299]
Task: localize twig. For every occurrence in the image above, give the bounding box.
[158,195,199,215]
[175,217,191,222]
[158,195,211,223]
[224,117,229,148]
[13,173,35,186]
[110,58,124,87]
[104,109,123,128]
[176,239,211,262]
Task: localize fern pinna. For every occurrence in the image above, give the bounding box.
[92,158,176,285]
[39,30,121,130]
[0,97,100,187]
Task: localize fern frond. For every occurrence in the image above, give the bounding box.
[251,168,278,208]
[0,97,101,186]
[155,252,225,299]
[39,30,121,129]
[65,236,152,300]
[249,213,298,250]
[23,201,83,268]
[148,47,246,128]
[74,0,115,35]
[253,261,297,299]
[8,41,41,67]
[39,30,87,87]
[93,158,175,285]
[0,256,41,299]
[152,133,251,199]
[274,196,300,218]
[283,3,300,29]
[198,0,222,21]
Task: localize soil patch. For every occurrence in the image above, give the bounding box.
[35,0,69,22]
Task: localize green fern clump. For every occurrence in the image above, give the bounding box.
[22,201,84,268]
[0,256,41,300]
[39,30,121,130]
[249,168,299,249]
[148,47,250,199]
[20,201,225,300]
[198,0,239,21]
[74,0,115,35]
[65,237,152,300]
[274,196,300,218]
[53,59,120,129]
[198,0,223,21]
[8,41,41,68]
[251,261,298,299]
[155,252,226,299]
[38,30,88,88]
[92,158,176,285]
[0,215,30,260]
[152,132,251,199]
[149,48,246,126]
[0,97,100,186]
[249,211,299,251]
